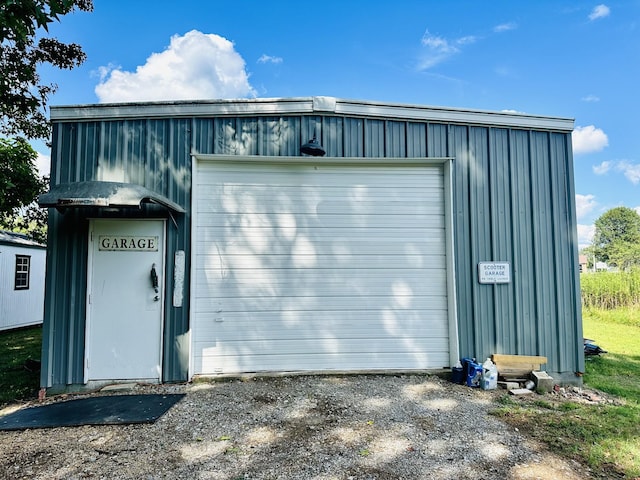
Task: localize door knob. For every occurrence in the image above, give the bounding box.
[150,263,159,293]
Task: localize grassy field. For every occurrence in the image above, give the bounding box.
[0,326,42,407]
[581,269,640,309]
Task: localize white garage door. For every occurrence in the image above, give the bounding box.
[192,157,453,375]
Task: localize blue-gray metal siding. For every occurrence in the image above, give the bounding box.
[42,120,192,387]
[42,110,583,388]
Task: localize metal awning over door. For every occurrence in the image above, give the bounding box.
[38,181,185,213]
[191,156,457,375]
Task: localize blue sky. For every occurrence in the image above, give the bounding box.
[33,1,640,248]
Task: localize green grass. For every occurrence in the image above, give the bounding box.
[0,326,42,407]
[493,307,640,478]
[581,309,640,476]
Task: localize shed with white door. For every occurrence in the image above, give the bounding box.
[38,97,583,392]
[0,230,46,331]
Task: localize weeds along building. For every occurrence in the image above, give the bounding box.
[38,96,583,391]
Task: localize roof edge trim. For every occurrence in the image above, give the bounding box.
[50,96,575,131]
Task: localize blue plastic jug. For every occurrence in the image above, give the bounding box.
[461,357,482,387]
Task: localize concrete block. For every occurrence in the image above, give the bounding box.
[509,388,533,396]
[498,381,520,390]
[531,370,554,392]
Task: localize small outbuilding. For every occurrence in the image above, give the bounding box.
[0,230,46,331]
[38,97,583,391]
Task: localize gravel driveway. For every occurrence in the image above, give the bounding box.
[0,374,592,479]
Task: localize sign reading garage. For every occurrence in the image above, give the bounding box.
[98,236,159,251]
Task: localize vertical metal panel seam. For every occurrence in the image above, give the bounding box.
[487,127,499,349]
[384,120,388,157]
[404,121,408,158]
[450,123,475,357]
[527,130,542,357]
[74,125,82,181]
[425,122,429,157]
[66,243,77,385]
[507,128,521,351]
[467,124,482,358]
[363,118,367,157]
[544,131,555,363]
[553,132,579,373]
[565,132,584,374]
[40,213,58,387]
[469,125,480,357]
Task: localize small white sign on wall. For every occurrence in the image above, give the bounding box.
[173,250,185,307]
[478,262,511,284]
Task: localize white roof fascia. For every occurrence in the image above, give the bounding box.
[334,98,575,132]
[50,96,574,132]
[50,98,316,122]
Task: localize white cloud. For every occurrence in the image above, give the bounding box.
[635,206,640,216]
[36,151,50,177]
[257,54,283,64]
[577,224,595,247]
[418,30,477,70]
[572,125,609,155]
[581,94,600,102]
[575,194,597,219]
[615,160,640,184]
[593,160,611,175]
[95,30,255,103]
[592,160,640,185]
[494,22,517,33]
[417,24,514,71]
[589,4,610,21]
[456,35,477,46]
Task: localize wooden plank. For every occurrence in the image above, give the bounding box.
[492,354,547,364]
[492,354,547,379]
[498,366,540,376]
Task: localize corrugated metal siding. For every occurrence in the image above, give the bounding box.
[42,120,192,388]
[469,126,494,358]
[448,126,583,377]
[43,106,582,388]
[42,211,89,386]
[344,118,364,157]
[489,129,516,354]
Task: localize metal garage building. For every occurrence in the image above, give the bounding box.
[38,96,583,391]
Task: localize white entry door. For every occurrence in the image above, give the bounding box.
[86,219,165,382]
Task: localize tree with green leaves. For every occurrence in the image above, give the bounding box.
[0,195,48,243]
[0,137,47,241]
[0,137,44,214]
[592,206,640,270]
[0,0,93,241]
[1,0,93,139]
